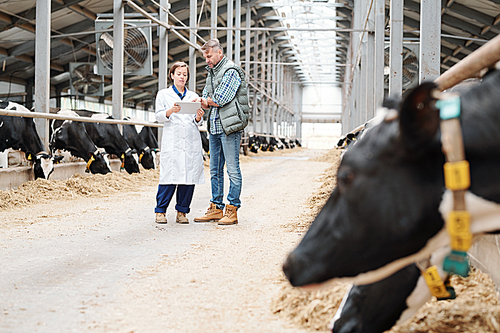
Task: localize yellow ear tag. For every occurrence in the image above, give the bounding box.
[27,154,32,161]
[443,161,470,190]
[422,265,451,299]
[86,155,95,170]
[139,153,144,162]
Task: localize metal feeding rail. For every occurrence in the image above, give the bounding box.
[0,109,163,128]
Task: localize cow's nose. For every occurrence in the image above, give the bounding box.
[282,253,298,285]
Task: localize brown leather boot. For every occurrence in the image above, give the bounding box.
[155,212,167,224]
[218,205,238,225]
[194,203,223,223]
[176,211,189,224]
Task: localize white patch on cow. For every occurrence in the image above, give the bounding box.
[91,113,110,120]
[5,101,31,113]
[132,152,139,165]
[127,117,145,133]
[0,121,3,128]
[58,109,80,117]
[329,283,353,330]
[103,153,111,170]
[396,246,450,325]
[150,148,156,169]
[37,155,54,179]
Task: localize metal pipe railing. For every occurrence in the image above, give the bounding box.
[0,109,163,127]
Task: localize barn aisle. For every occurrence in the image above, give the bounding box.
[0,148,331,332]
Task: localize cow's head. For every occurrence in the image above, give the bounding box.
[27,152,64,179]
[87,151,112,175]
[121,149,140,174]
[283,82,447,287]
[139,147,156,170]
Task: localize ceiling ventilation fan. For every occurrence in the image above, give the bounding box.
[384,43,419,90]
[69,62,104,96]
[95,19,153,76]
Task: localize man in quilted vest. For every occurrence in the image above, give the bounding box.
[194,39,250,226]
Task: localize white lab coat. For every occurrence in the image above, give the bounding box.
[155,86,205,185]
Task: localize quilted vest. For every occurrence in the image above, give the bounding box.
[205,56,250,135]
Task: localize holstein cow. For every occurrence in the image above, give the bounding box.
[0,100,63,179]
[248,134,260,153]
[139,125,159,151]
[50,110,112,175]
[330,247,451,333]
[283,71,500,290]
[123,117,156,170]
[73,112,140,174]
[271,136,285,150]
[329,79,483,333]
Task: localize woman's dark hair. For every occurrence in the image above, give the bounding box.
[168,62,190,83]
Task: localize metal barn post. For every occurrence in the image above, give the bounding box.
[112,0,124,128]
[158,0,169,91]
[419,0,441,82]
[227,0,233,61]
[34,0,51,150]
[245,4,251,73]
[158,0,169,148]
[389,0,403,97]
[189,0,197,91]
[235,0,241,65]
[211,0,218,40]
[374,0,385,111]
[365,2,375,120]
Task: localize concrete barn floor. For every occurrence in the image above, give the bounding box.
[0,148,331,333]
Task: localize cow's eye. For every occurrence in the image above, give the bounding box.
[337,169,355,192]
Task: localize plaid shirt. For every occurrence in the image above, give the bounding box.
[202,66,242,135]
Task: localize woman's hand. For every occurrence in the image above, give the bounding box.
[166,103,181,118]
[195,108,205,122]
[199,97,209,110]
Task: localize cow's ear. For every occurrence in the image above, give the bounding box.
[399,81,440,152]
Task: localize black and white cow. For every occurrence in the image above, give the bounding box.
[73,112,140,174]
[280,137,290,149]
[330,246,451,333]
[328,80,484,333]
[271,136,285,150]
[248,134,260,153]
[139,125,159,151]
[283,70,500,289]
[50,110,112,175]
[0,100,63,179]
[123,117,156,170]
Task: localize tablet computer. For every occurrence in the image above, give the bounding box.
[176,101,201,114]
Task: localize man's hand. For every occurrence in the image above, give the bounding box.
[207,97,219,107]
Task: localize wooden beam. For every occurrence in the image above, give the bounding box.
[68,4,97,21]
[0,11,12,24]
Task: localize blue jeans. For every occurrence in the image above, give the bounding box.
[209,131,242,209]
[155,184,195,214]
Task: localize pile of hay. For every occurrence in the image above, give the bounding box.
[0,169,159,210]
[390,268,500,333]
[272,148,500,333]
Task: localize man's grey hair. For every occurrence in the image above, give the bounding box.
[201,39,223,53]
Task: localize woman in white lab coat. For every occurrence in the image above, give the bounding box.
[154,62,205,224]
